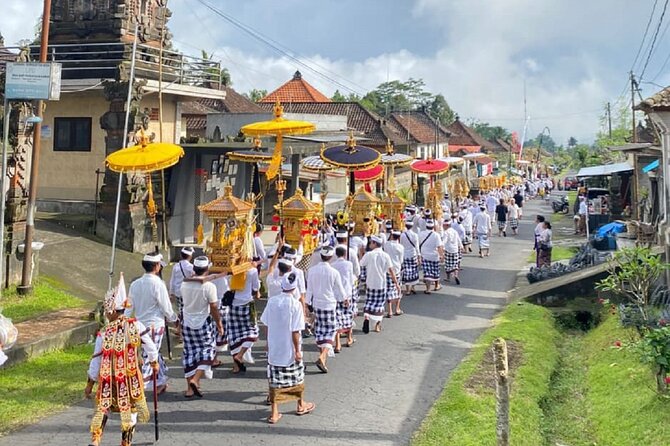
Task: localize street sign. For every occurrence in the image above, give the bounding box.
[5,62,62,101]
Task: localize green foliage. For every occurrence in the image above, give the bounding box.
[244,88,268,102]
[200,50,232,87]
[468,120,510,141]
[595,102,632,149]
[0,344,93,434]
[524,132,557,153]
[330,89,361,102]
[0,277,86,323]
[427,94,456,125]
[412,302,560,445]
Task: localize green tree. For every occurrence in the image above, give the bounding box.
[568,136,578,148]
[525,132,557,153]
[331,90,362,102]
[244,89,268,102]
[595,102,632,149]
[200,50,231,87]
[428,94,456,125]
[359,78,450,117]
[468,120,511,140]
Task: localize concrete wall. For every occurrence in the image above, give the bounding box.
[206,113,272,140]
[416,142,447,159]
[283,113,347,131]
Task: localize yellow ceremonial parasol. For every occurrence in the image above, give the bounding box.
[240,101,315,180]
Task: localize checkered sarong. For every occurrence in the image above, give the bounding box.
[268,361,305,389]
[336,301,354,332]
[140,327,168,388]
[422,259,440,281]
[509,218,519,230]
[360,266,367,282]
[226,303,259,355]
[364,288,386,321]
[478,233,490,249]
[351,283,359,316]
[386,273,400,301]
[401,257,420,285]
[216,301,229,351]
[444,251,460,273]
[182,317,216,378]
[463,231,472,246]
[497,220,507,231]
[314,308,338,348]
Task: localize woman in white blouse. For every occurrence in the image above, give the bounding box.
[538,221,553,267]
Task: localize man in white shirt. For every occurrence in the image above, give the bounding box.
[126,253,178,392]
[227,262,261,374]
[169,247,194,316]
[400,221,420,295]
[331,246,355,350]
[419,220,443,294]
[405,205,421,234]
[460,205,474,253]
[335,230,361,314]
[306,246,347,373]
[578,196,588,235]
[360,235,400,333]
[485,193,498,220]
[473,205,492,257]
[261,273,316,424]
[442,219,463,285]
[180,256,224,397]
[383,230,405,317]
[253,224,268,269]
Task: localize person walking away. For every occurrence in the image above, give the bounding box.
[180,256,224,397]
[400,220,420,295]
[126,253,178,394]
[383,230,405,316]
[169,247,194,317]
[442,220,463,285]
[485,192,497,220]
[331,246,355,350]
[85,287,158,446]
[508,198,520,235]
[306,246,347,373]
[473,205,492,257]
[513,188,524,220]
[538,221,553,267]
[261,273,316,424]
[360,235,400,333]
[458,204,473,253]
[419,220,443,294]
[495,198,508,237]
[227,261,261,374]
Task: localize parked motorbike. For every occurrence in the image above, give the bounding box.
[552,195,570,214]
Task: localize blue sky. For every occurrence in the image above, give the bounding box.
[2,0,665,145]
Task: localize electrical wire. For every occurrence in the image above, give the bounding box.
[640,0,670,80]
[631,0,660,72]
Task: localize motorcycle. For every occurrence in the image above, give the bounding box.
[552,195,570,214]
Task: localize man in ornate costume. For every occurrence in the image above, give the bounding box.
[85,286,158,446]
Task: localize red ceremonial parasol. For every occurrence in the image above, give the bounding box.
[410,158,450,175]
[354,164,384,182]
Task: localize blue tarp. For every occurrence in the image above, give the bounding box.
[643,159,660,173]
[596,222,626,238]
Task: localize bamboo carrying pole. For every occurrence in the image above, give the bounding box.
[493,338,510,446]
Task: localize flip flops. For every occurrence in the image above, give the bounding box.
[188,382,203,398]
[267,413,282,424]
[296,402,316,416]
[315,359,328,373]
[232,356,247,374]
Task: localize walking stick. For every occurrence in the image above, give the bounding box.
[164,318,173,360]
[152,327,160,443]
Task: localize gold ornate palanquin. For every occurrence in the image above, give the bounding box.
[380,191,406,230]
[274,188,322,255]
[348,186,379,236]
[198,185,254,275]
[426,181,444,222]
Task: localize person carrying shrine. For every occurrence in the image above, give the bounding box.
[169,247,195,318]
[261,273,316,424]
[125,253,178,394]
[400,220,421,295]
[419,220,443,294]
[180,256,224,397]
[383,230,405,317]
[306,246,347,373]
[331,246,356,350]
[85,286,158,446]
[360,235,400,333]
[227,260,262,374]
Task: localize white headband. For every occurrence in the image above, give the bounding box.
[193,256,210,268]
[181,247,195,255]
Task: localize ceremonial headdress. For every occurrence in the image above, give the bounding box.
[425,219,435,228]
[143,252,166,267]
[320,246,335,257]
[282,273,298,291]
[370,234,383,245]
[181,246,195,256]
[193,256,211,268]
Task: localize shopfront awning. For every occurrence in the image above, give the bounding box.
[577,162,633,178]
[642,159,660,173]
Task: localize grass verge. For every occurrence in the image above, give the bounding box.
[583,314,670,445]
[0,276,86,323]
[412,302,560,446]
[0,343,93,434]
[528,245,578,264]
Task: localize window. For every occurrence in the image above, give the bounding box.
[54,118,92,152]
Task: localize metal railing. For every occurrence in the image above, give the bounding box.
[0,42,223,88]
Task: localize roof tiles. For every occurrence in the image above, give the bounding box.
[260,71,331,103]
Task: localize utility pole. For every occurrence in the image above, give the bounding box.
[607,102,612,138]
[18,0,52,294]
[631,71,637,143]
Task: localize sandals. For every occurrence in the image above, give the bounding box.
[374,323,382,333]
[188,382,203,398]
[232,356,247,374]
[267,413,282,424]
[212,360,224,369]
[394,310,404,316]
[345,338,356,347]
[423,290,432,295]
[296,402,316,416]
[315,359,328,373]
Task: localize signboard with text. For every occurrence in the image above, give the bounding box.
[5,63,62,101]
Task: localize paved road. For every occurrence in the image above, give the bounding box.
[2,199,549,446]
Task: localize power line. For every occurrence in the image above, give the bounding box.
[631,0,660,72]
[640,0,670,80]
[192,0,369,97]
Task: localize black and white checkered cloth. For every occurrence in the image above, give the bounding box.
[497,220,507,231]
[267,361,305,389]
[444,251,460,273]
[313,308,338,347]
[336,301,354,332]
[401,257,420,284]
[216,300,229,350]
[226,304,259,354]
[141,327,168,388]
[478,233,490,249]
[463,231,472,245]
[364,288,386,317]
[182,318,216,378]
[422,259,441,281]
[360,266,367,283]
[385,273,400,301]
[509,218,519,230]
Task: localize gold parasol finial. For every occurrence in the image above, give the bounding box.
[385,139,394,155]
[223,184,233,198]
[346,132,357,151]
[252,137,262,150]
[273,101,284,120]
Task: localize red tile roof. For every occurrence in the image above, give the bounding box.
[256,101,405,147]
[446,119,495,151]
[198,87,264,114]
[388,111,451,144]
[449,144,481,154]
[260,71,332,103]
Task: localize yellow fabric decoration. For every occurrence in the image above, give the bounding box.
[230,271,247,290]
